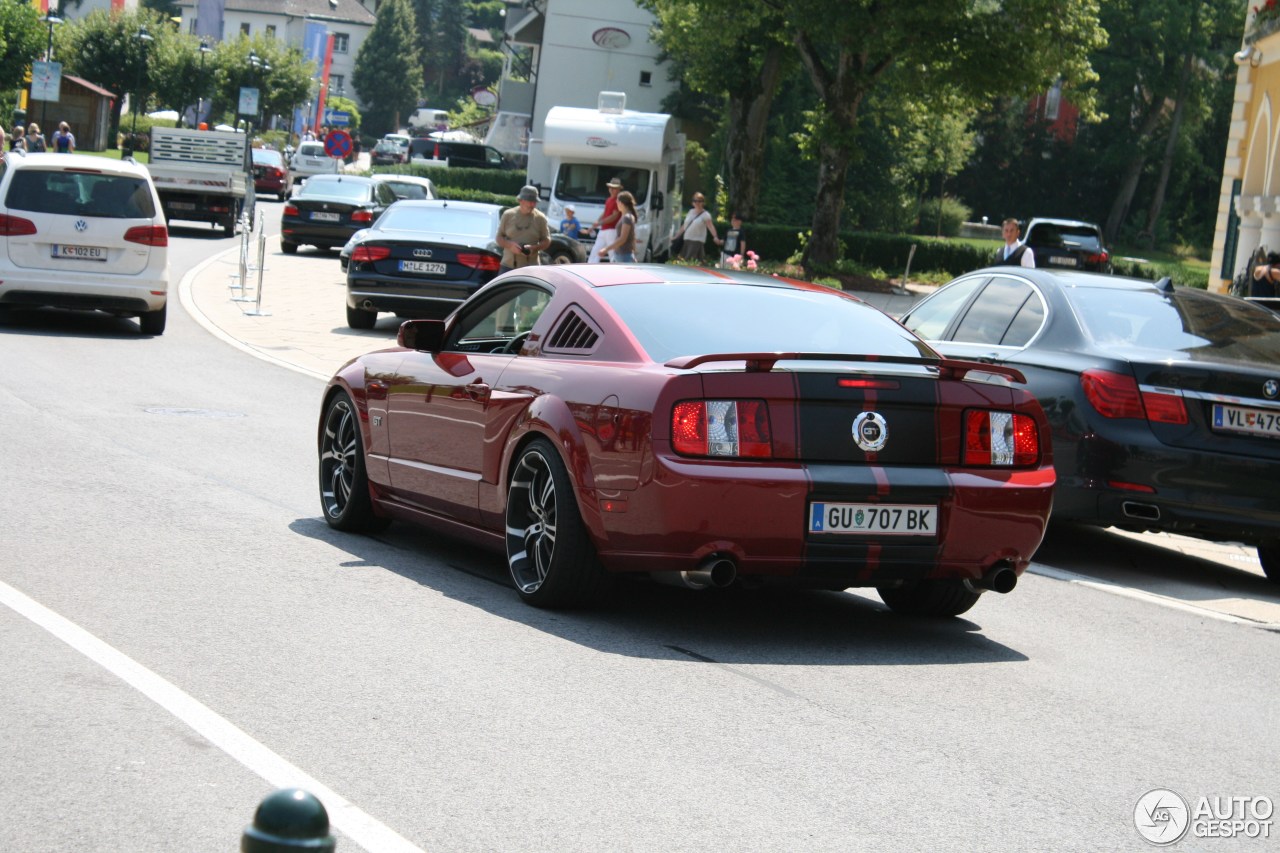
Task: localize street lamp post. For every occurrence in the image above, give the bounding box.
[195,41,212,127]
[39,10,62,133]
[126,25,154,154]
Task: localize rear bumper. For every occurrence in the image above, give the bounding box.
[282,222,363,247]
[591,457,1055,587]
[0,267,167,314]
[347,271,488,317]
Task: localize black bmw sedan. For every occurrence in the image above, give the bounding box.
[344,199,503,329]
[900,267,1280,581]
[281,175,397,254]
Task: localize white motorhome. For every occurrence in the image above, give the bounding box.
[531,93,684,260]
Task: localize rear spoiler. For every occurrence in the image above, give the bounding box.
[664,352,1026,384]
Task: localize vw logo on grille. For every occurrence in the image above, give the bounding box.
[1265,379,1279,399]
[413,249,433,258]
[75,219,87,232]
[852,411,888,453]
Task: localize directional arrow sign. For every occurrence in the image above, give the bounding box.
[323,109,351,127]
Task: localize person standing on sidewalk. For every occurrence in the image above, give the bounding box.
[674,192,722,262]
[496,185,551,273]
[588,177,623,263]
[994,218,1035,267]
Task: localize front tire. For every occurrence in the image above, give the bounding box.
[346,304,377,330]
[505,438,608,608]
[319,391,389,533]
[1258,541,1280,583]
[138,304,166,335]
[877,580,982,617]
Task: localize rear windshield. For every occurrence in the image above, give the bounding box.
[595,282,936,363]
[299,180,372,202]
[297,143,326,157]
[5,169,156,218]
[1068,287,1280,362]
[377,205,492,238]
[1028,223,1103,250]
[252,149,283,167]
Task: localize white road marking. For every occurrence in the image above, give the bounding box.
[0,580,425,853]
[1029,564,1280,631]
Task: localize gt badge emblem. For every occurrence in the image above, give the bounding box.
[413,248,433,258]
[852,411,888,453]
[1265,380,1279,400]
[75,219,87,232]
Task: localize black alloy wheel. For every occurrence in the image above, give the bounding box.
[505,438,608,607]
[319,392,389,533]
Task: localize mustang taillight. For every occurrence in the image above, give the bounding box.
[964,410,1039,466]
[458,252,501,271]
[124,224,168,246]
[283,204,299,217]
[672,400,772,458]
[351,209,374,223]
[1081,369,1186,423]
[351,244,391,262]
[0,214,37,236]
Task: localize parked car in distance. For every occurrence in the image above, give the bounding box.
[408,138,516,170]
[343,199,503,327]
[408,107,449,130]
[900,267,1280,581]
[0,152,169,334]
[289,141,340,185]
[370,139,407,166]
[320,264,1056,615]
[251,147,290,201]
[1024,217,1111,272]
[370,173,436,201]
[281,175,397,255]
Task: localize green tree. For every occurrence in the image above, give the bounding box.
[0,1,45,98]
[354,0,423,134]
[58,7,172,147]
[780,0,1106,272]
[641,0,795,221]
[207,36,312,132]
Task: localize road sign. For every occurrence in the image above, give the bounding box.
[31,61,62,102]
[238,87,260,118]
[323,109,350,127]
[324,130,352,160]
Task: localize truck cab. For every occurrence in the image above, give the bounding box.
[530,93,684,261]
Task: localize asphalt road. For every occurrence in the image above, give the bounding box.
[1,217,1277,852]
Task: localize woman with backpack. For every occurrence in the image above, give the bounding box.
[52,122,75,153]
[25,123,46,152]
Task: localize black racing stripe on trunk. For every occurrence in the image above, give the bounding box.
[794,374,941,464]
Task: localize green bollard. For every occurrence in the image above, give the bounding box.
[241,788,336,852]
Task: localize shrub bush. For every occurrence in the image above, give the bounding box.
[916,196,972,238]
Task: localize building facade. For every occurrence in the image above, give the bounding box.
[172,0,375,109]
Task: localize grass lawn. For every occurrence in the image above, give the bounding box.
[80,148,149,165]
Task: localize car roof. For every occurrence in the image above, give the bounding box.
[514,262,872,298]
[304,174,376,185]
[9,151,151,179]
[1026,217,1103,230]
[963,266,1169,294]
[385,199,500,214]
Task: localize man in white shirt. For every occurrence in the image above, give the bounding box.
[996,218,1035,268]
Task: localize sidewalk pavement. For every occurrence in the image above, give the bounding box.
[179,238,930,382]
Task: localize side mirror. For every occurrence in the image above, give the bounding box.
[653,191,664,213]
[398,318,446,351]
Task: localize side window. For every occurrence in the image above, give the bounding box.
[952,277,1034,345]
[1001,293,1046,347]
[450,285,552,352]
[902,277,985,340]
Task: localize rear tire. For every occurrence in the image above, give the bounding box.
[138,304,166,336]
[1258,541,1280,583]
[505,437,609,608]
[281,240,298,255]
[346,304,377,330]
[877,580,982,617]
[319,391,390,533]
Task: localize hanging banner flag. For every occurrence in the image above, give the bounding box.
[194,0,225,40]
[315,33,336,133]
[299,20,329,136]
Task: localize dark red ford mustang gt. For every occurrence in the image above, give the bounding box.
[319,264,1056,616]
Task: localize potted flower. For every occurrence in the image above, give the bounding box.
[1247,0,1280,43]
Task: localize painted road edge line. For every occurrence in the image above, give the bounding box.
[0,579,425,853]
[1029,564,1280,631]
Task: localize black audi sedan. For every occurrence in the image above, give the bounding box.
[281,175,397,254]
[344,199,502,329]
[900,267,1280,581]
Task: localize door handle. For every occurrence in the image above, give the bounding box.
[465,381,490,401]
